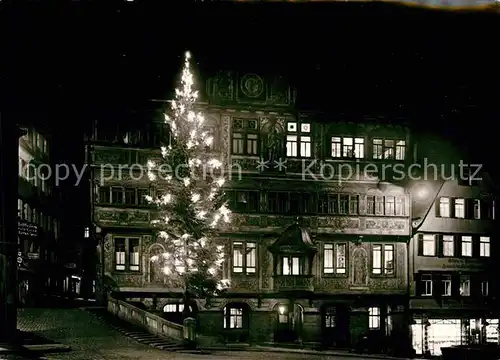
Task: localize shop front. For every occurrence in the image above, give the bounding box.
[17,220,41,306]
[411,315,500,356]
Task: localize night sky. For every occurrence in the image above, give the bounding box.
[2,2,499,169]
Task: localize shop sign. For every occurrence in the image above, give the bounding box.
[18,220,38,237]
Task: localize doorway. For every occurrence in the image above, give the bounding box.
[274,302,304,343]
[321,304,350,348]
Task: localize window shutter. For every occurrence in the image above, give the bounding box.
[414,273,422,296]
[472,236,480,259]
[451,273,460,297]
[465,199,474,219]
[436,235,443,258]
[450,198,456,218]
[417,234,424,256]
[433,274,442,298]
[483,200,492,220]
[454,236,461,258]
[435,197,441,217]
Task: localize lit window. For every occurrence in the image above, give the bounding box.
[84,227,90,238]
[372,139,383,159]
[324,306,336,328]
[442,235,454,257]
[287,122,311,157]
[461,236,472,257]
[164,304,178,312]
[421,274,433,296]
[439,198,450,217]
[480,237,490,257]
[395,140,406,160]
[223,306,243,329]
[454,198,465,218]
[372,244,394,275]
[114,237,140,271]
[286,135,298,157]
[481,281,489,296]
[115,238,126,271]
[331,137,341,157]
[474,199,481,219]
[442,275,452,296]
[342,137,353,157]
[385,196,395,216]
[282,256,302,275]
[323,243,346,274]
[354,138,365,159]
[368,307,380,329]
[422,235,435,256]
[232,241,256,274]
[460,275,470,296]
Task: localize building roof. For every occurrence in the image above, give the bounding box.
[269,218,317,254]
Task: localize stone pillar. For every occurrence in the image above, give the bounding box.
[0,115,20,342]
[302,308,321,343]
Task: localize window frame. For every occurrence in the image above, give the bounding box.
[480,236,490,257]
[113,236,141,272]
[372,244,395,276]
[231,118,260,156]
[368,307,381,330]
[421,274,433,296]
[438,197,451,217]
[223,305,244,329]
[330,136,365,159]
[422,234,436,257]
[372,138,406,160]
[286,121,312,158]
[323,243,348,276]
[461,236,473,257]
[454,198,465,218]
[281,255,304,276]
[232,240,257,275]
[441,275,452,297]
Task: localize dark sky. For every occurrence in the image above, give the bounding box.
[2,2,499,162]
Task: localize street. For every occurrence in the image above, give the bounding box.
[17,308,384,360]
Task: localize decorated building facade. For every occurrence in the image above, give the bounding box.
[87,72,414,351]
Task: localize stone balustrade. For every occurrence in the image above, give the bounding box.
[107,295,183,340]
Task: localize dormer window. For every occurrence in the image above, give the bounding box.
[286,121,311,158]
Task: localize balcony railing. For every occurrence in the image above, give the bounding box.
[273,275,314,292]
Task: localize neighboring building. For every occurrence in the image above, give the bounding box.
[408,134,499,356]
[17,126,63,305]
[87,73,413,352]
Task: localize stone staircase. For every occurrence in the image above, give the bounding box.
[83,307,205,353]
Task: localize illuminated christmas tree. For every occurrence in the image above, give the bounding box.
[145,52,231,317]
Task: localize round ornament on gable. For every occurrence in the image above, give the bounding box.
[241,74,264,98]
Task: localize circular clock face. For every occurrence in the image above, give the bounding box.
[241,74,264,98]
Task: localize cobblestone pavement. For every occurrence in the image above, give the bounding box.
[17,308,382,360]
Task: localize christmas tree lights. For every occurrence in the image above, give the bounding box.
[146,51,231,314]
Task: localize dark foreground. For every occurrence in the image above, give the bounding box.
[16,308,407,360]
